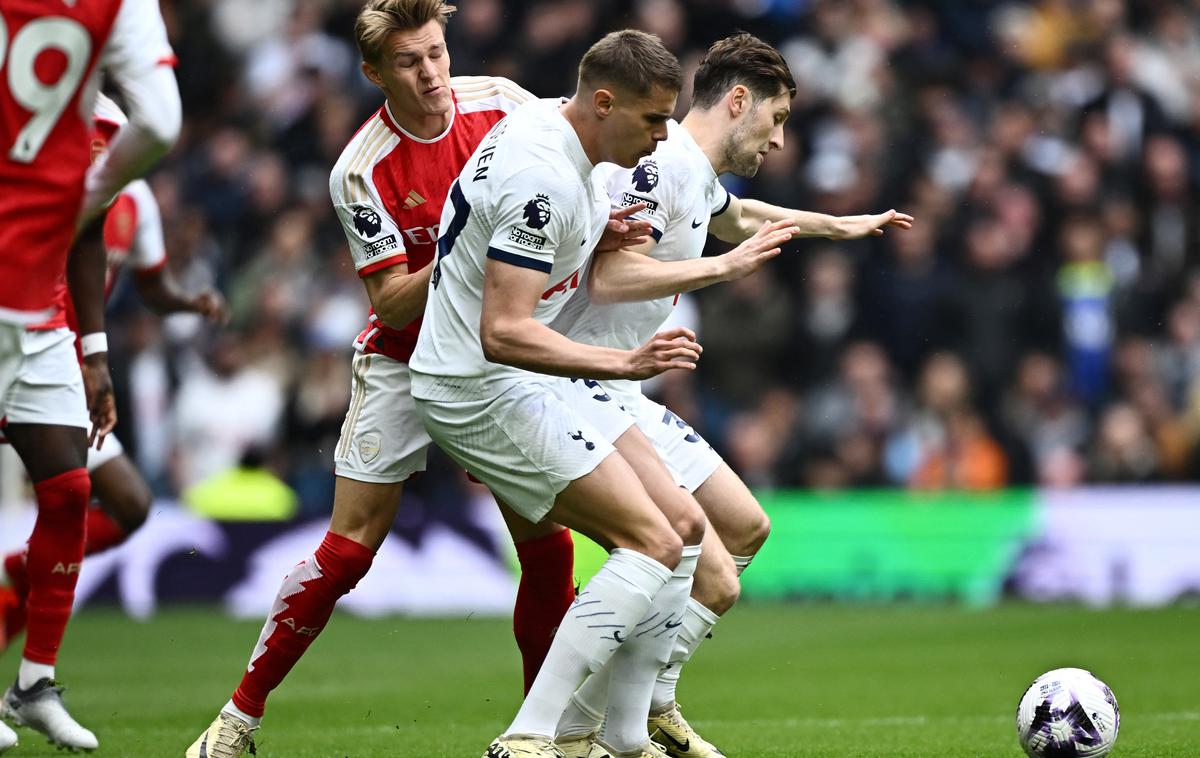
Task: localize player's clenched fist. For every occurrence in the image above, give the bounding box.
[625,326,703,379]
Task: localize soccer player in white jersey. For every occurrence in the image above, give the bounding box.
[551,33,913,756]
[409,29,782,758]
[0,0,180,751]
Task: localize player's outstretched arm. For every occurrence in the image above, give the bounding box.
[589,219,798,305]
[481,259,701,380]
[134,270,228,324]
[709,194,913,243]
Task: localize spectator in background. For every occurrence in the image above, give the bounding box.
[1000,352,1088,487]
[1056,214,1115,408]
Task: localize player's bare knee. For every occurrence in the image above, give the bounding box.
[631,526,682,571]
[111,488,150,533]
[739,509,771,557]
[672,501,707,547]
[692,559,739,615]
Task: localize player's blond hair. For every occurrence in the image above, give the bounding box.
[355,0,457,64]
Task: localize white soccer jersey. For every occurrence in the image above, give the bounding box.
[409,98,612,392]
[552,119,729,400]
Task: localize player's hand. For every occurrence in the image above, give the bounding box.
[193,290,229,325]
[625,326,702,379]
[595,203,653,252]
[830,209,914,239]
[719,219,798,281]
[81,354,117,449]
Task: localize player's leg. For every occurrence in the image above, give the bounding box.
[0,329,98,750]
[2,422,97,751]
[499,503,577,695]
[556,421,707,755]
[86,443,151,551]
[188,353,423,758]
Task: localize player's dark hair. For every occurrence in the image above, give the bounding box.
[692,33,795,109]
[356,0,456,64]
[578,30,683,98]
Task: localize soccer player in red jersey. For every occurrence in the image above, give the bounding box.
[0,94,227,673]
[186,2,592,754]
[0,0,180,751]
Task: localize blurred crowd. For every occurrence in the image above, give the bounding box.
[98,0,1200,514]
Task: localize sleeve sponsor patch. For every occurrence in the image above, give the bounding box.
[620,192,658,214]
[507,226,546,250]
[362,234,399,259]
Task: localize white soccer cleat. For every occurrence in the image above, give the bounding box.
[648,703,724,757]
[483,733,566,758]
[185,711,258,758]
[0,719,16,752]
[1,678,97,751]
[555,734,669,758]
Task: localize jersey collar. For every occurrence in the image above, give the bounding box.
[381,99,457,144]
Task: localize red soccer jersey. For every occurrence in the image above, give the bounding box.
[329,76,533,363]
[0,0,124,323]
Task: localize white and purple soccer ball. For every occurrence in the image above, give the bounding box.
[1016,668,1120,758]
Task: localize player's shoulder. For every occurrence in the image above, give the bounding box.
[451,76,535,114]
[329,109,397,203]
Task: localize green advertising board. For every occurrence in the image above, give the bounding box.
[571,489,1039,607]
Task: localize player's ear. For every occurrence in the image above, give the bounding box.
[728,84,750,118]
[592,87,615,118]
[361,60,385,90]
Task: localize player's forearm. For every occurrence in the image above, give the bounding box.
[370,265,434,329]
[738,199,839,240]
[82,68,181,223]
[67,219,108,336]
[481,318,630,380]
[589,249,729,305]
[134,272,196,315]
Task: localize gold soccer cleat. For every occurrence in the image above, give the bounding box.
[648,703,725,757]
[185,711,257,758]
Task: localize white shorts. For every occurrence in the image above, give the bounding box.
[413,375,619,522]
[87,432,125,473]
[607,385,722,493]
[333,352,430,484]
[1,329,88,429]
[0,322,22,403]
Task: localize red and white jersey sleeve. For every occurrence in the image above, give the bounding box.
[329,124,408,278]
[108,180,167,274]
[100,0,176,78]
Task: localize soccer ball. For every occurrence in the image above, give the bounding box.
[1016,667,1119,758]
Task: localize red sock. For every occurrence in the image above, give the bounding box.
[513,528,576,694]
[23,468,89,665]
[84,506,127,555]
[3,548,28,599]
[231,531,374,717]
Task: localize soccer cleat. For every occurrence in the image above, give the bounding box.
[555,732,602,758]
[483,733,566,758]
[0,719,16,752]
[1,678,97,751]
[648,703,724,757]
[185,711,257,758]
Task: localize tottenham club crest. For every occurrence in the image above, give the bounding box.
[351,205,383,239]
[523,194,552,230]
[632,160,659,192]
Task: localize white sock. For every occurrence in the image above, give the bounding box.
[555,667,609,739]
[649,597,720,713]
[221,699,262,728]
[506,548,671,738]
[17,659,54,690]
[730,553,754,576]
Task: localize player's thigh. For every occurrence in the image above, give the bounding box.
[692,461,771,557]
[547,451,681,570]
[2,329,89,480]
[567,378,704,544]
[333,353,430,486]
[328,476,405,551]
[498,498,566,544]
[611,424,706,546]
[630,393,722,494]
[89,448,152,531]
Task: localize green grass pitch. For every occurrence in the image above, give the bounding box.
[1,603,1196,756]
